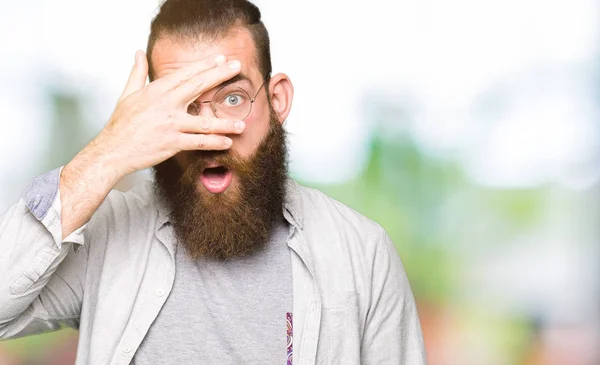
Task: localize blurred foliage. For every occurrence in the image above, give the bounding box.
[303,128,547,313]
[1,328,77,362]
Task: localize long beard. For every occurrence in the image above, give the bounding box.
[153,112,288,260]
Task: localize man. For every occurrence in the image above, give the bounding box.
[0,0,426,364]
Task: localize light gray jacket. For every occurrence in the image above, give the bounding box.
[0,168,427,365]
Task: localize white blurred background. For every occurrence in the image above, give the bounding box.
[0,0,598,364]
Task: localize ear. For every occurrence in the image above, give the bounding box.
[268,73,294,124]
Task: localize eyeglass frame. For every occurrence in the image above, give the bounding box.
[196,76,270,121]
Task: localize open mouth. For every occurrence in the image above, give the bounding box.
[199,165,233,193]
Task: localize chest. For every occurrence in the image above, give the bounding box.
[79,216,364,365]
[131,224,293,365]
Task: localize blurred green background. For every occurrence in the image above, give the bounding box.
[1,0,598,364]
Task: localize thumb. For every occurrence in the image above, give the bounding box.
[119,50,148,102]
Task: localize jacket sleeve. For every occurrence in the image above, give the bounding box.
[0,167,88,339]
[361,227,428,364]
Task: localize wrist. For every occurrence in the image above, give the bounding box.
[63,142,126,194]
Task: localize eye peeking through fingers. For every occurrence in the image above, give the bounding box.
[223,93,244,106]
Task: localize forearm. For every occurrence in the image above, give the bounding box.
[0,173,85,337]
[60,140,124,239]
[0,143,116,337]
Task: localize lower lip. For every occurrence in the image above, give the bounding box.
[199,169,233,194]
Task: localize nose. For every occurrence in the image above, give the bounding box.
[198,102,216,118]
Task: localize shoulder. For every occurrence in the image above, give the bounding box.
[289,182,393,283]
[96,180,156,217]
[87,180,160,239]
[290,182,404,310]
[291,181,385,247]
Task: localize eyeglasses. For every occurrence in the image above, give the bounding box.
[190,78,268,121]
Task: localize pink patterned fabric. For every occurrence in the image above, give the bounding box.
[286,312,293,365]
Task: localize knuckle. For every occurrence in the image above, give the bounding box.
[173,133,186,150]
[156,94,169,107]
[164,114,177,129]
[193,79,205,94]
[135,88,149,101]
[181,69,195,81]
[200,118,212,132]
[157,135,171,151]
[144,83,158,97]
[197,134,205,148]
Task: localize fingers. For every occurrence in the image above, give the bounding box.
[178,133,233,151]
[171,59,242,106]
[178,116,246,135]
[119,51,148,102]
[153,53,227,92]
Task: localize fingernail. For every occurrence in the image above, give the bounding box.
[234,121,246,131]
[214,54,226,65]
[134,50,141,64]
[228,60,241,69]
[223,137,233,147]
